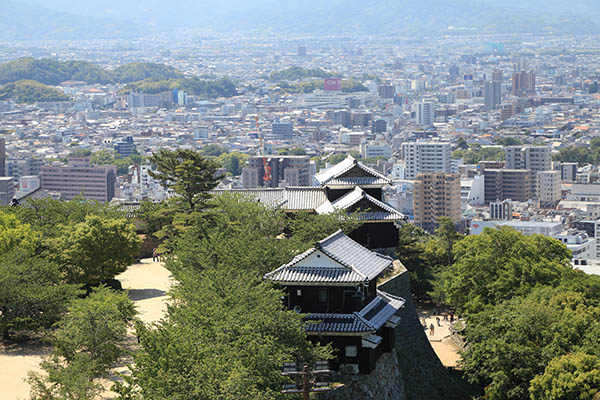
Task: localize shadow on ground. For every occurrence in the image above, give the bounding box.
[127,288,166,301]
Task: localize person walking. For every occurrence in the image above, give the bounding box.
[436,316,441,326]
[429,323,435,336]
[152,248,158,262]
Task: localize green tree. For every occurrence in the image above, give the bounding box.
[0,209,40,254]
[27,286,135,398]
[0,79,70,103]
[439,227,571,314]
[119,194,333,399]
[0,251,79,340]
[149,149,220,213]
[461,288,600,400]
[216,152,249,176]
[12,197,124,239]
[52,286,136,375]
[529,352,600,400]
[396,223,433,298]
[28,354,103,400]
[48,215,140,286]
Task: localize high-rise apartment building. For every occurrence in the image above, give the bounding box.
[242,156,310,189]
[416,102,434,126]
[402,142,451,180]
[484,80,501,110]
[40,158,116,202]
[537,170,561,207]
[413,172,461,231]
[377,84,395,99]
[0,138,5,177]
[512,71,536,96]
[483,169,531,204]
[504,145,552,197]
[504,145,552,171]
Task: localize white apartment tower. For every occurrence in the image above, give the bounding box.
[416,102,434,126]
[402,142,451,180]
[537,170,561,207]
[504,145,552,172]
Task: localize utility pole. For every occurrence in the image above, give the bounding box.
[281,361,338,399]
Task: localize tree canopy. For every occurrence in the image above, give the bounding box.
[0,79,70,103]
[461,288,600,400]
[28,286,136,399]
[118,194,346,399]
[0,250,79,340]
[47,215,140,286]
[149,148,220,213]
[437,227,571,314]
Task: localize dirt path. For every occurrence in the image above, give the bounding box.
[417,306,462,368]
[0,259,172,400]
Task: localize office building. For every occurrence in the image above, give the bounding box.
[484,80,501,110]
[416,102,434,126]
[0,138,4,177]
[0,176,14,205]
[5,158,43,184]
[297,45,307,57]
[40,158,116,202]
[272,121,294,140]
[402,142,451,180]
[413,172,461,231]
[242,156,310,188]
[561,162,578,182]
[115,136,136,157]
[360,143,393,159]
[483,169,531,204]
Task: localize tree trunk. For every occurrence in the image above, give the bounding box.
[2,326,9,341]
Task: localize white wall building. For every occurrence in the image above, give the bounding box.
[402,142,451,180]
[537,170,561,206]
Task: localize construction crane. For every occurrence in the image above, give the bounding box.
[255,115,271,185]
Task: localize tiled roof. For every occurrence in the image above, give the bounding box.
[305,313,375,334]
[265,230,392,284]
[284,187,328,210]
[305,291,405,334]
[358,290,406,330]
[212,187,327,211]
[316,186,406,222]
[265,266,367,285]
[315,155,392,186]
[317,230,393,280]
[211,188,287,207]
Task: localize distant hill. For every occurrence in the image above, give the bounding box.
[112,63,184,84]
[269,67,334,82]
[5,0,600,39]
[0,80,70,103]
[120,77,238,100]
[0,58,184,86]
[0,0,142,41]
